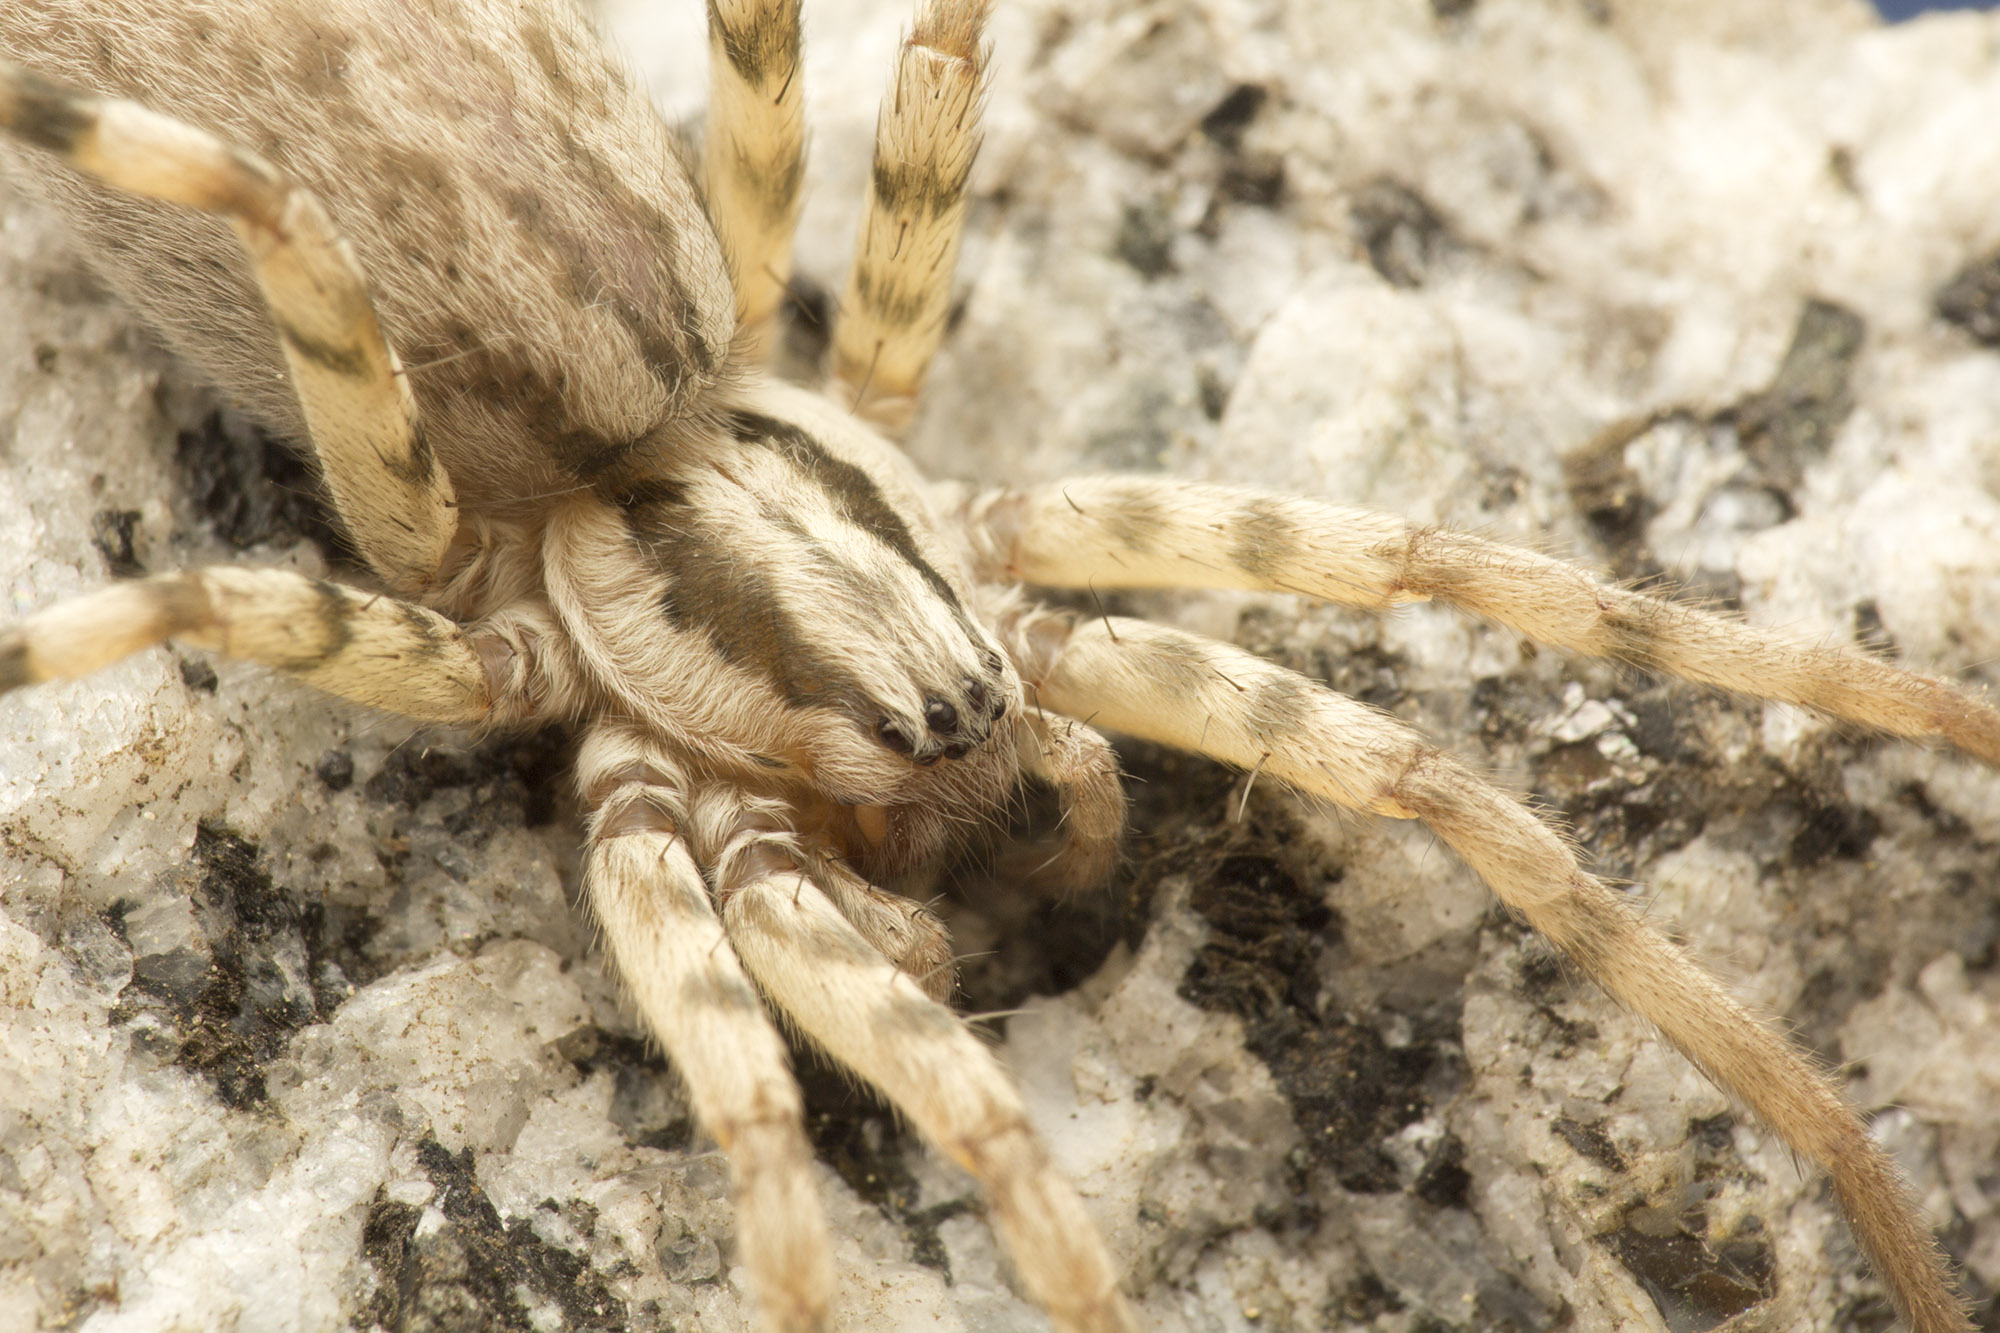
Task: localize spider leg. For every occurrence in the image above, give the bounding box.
[832,0,990,430]
[1014,709,1127,892]
[714,823,1134,1333]
[815,856,960,1002]
[1009,606,1971,1333]
[0,62,456,594]
[704,0,806,345]
[0,568,554,726]
[969,479,2000,764]
[578,728,832,1333]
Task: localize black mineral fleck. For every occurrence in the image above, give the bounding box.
[1724,298,1865,493]
[358,1138,625,1332]
[90,507,144,577]
[1937,250,2000,347]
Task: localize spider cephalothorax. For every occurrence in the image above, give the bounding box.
[1,1,1996,1331]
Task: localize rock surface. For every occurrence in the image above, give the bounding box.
[4,0,2000,1330]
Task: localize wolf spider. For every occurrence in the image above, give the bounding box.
[1,0,1994,1329]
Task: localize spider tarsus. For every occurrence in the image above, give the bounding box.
[1831,1147,1975,1333]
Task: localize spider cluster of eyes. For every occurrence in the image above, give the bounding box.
[875,678,1006,761]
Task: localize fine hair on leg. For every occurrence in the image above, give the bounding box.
[832,0,991,429]
[0,60,457,592]
[1013,708,1126,892]
[715,841,1136,1333]
[578,726,832,1333]
[969,478,2000,763]
[704,0,806,343]
[0,567,528,724]
[1011,608,1971,1333]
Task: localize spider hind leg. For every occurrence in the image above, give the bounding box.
[0,61,459,595]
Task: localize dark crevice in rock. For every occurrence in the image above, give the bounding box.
[110,822,322,1108]
[795,1055,973,1279]
[363,728,571,838]
[359,1138,625,1332]
[173,407,348,563]
[1177,853,1437,1194]
[557,1025,695,1154]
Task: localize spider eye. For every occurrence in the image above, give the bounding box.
[876,717,914,753]
[923,698,958,733]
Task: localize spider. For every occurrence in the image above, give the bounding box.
[2,0,1998,1330]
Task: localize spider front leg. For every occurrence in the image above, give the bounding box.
[713,819,1135,1333]
[0,62,457,594]
[970,479,2000,763]
[581,722,1130,1331]
[579,728,833,1333]
[1008,608,1971,1333]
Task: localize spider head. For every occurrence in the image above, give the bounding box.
[556,378,1025,815]
[749,627,1022,810]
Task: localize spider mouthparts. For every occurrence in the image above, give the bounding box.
[853,803,889,845]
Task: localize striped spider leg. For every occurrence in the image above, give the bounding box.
[0,62,454,595]
[2,0,1134,1329]
[0,69,513,710]
[963,479,2000,1333]
[578,723,1128,1332]
[4,0,1997,1331]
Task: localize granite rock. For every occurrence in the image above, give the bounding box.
[3,0,2000,1330]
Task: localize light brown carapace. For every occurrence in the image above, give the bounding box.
[0,1,1991,1329]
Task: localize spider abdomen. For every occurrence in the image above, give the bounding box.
[0,0,734,514]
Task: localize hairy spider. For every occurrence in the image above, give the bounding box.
[3,1,1999,1330]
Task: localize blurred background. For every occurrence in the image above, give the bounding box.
[1876,0,1999,16]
